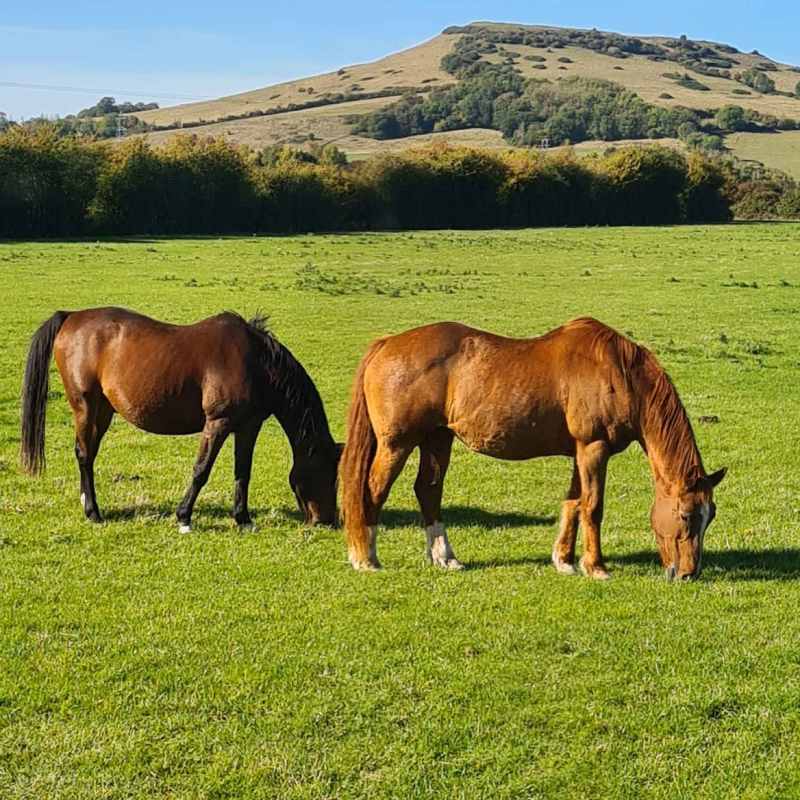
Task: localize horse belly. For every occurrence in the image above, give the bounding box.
[106,380,206,435]
[451,407,572,460]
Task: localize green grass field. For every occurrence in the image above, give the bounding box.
[2,225,800,799]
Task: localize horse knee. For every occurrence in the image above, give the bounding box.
[74,440,90,466]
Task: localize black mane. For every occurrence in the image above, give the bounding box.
[241,313,334,455]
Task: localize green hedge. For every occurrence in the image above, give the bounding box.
[0,128,737,238]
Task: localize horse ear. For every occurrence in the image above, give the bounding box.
[707,467,727,488]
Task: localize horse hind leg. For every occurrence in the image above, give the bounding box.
[415,429,462,570]
[552,459,581,576]
[353,440,412,570]
[72,392,114,523]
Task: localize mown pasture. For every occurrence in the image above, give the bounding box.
[1,224,800,799]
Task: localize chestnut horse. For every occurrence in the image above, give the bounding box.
[340,318,725,580]
[21,308,340,530]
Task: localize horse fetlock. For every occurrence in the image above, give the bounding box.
[579,556,612,581]
[552,549,578,575]
[426,522,461,569]
[349,552,381,571]
[348,526,380,571]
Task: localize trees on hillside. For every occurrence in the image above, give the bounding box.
[715,105,749,131]
[353,68,701,146]
[736,69,776,94]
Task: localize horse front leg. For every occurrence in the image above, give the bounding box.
[552,459,581,575]
[576,440,611,580]
[176,417,231,533]
[233,418,263,529]
[415,429,462,570]
[350,441,411,570]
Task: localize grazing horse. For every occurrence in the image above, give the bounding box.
[340,318,725,580]
[21,308,340,530]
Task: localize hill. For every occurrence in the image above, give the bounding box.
[131,23,800,175]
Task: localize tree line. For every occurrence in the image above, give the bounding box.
[2,124,788,239]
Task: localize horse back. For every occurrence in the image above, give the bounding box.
[362,320,637,458]
[53,308,256,434]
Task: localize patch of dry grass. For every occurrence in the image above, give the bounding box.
[726,130,800,177]
[136,34,456,127]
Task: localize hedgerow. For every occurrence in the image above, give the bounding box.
[0,128,747,238]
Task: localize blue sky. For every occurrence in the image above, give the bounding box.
[2,1,798,119]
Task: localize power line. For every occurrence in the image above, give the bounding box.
[0,81,208,102]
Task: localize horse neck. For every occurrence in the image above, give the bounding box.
[637,359,704,495]
[264,351,335,459]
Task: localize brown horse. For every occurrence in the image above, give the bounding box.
[340,318,725,580]
[21,308,340,530]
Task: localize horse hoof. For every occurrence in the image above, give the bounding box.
[431,557,464,570]
[350,558,381,572]
[579,557,611,581]
[238,522,257,532]
[552,553,578,575]
[178,523,192,534]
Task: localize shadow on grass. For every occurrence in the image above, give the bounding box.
[101,503,306,525]
[102,503,556,530]
[611,549,800,581]
[381,506,556,530]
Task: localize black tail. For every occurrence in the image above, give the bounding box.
[21,311,70,475]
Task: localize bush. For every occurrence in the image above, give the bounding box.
[501,149,598,226]
[255,163,370,232]
[715,105,749,132]
[90,137,257,234]
[673,73,710,91]
[732,180,787,219]
[736,69,776,94]
[366,144,508,229]
[683,151,732,221]
[777,186,800,219]
[684,132,724,153]
[0,125,105,237]
[599,146,689,225]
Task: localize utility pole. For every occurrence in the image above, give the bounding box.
[116,113,125,138]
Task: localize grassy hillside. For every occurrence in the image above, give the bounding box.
[726,129,800,176]
[131,23,800,174]
[136,34,455,127]
[3,225,800,797]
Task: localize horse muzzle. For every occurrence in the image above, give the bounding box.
[665,565,699,582]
